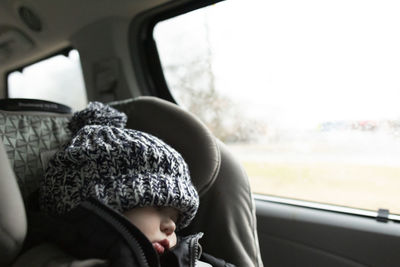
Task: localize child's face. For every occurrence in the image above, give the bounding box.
[123,206,179,254]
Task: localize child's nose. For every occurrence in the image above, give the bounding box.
[161,219,176,235]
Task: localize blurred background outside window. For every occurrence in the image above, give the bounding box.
[7,49,87,111]
[154,0,400,214]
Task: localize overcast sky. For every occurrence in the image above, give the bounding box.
[155,0,400,129]
[8,0,400,129]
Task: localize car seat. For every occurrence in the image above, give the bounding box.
[0,97,263,267]
[110,97,263,267]
[0,138,26,266]
[0,99,72,266]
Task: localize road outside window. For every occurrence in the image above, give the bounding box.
[154,0,400,214]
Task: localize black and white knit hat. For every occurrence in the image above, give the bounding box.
[40,102,199,229]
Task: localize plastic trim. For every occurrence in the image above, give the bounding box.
[129,0,224,102]
[254,194,400,223]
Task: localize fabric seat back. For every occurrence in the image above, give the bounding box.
[111,97,263,267]
[0,99,72,266]
[0,99,72,200]
[0,138,27,266]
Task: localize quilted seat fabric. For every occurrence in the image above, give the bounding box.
[0,111,71,199]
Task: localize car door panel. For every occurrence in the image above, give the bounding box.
[256,198,400,267]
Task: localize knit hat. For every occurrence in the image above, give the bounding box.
[39,102,199,229]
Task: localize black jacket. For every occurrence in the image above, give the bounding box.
[25,199,235,267]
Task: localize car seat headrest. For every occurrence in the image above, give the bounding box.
[110,96,220,196]
[0,138,27,265]
[0,98,72,199]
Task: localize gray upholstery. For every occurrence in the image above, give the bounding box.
[12,243,108,267]
[112,97,263,267]
[0,110,71,199]
[110,97,220,196]
[0,139,27,266]
[184,141,263,267]
[0,102,71,266]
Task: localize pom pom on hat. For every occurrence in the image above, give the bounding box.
[68,101,128,135]
[40,102,199,229]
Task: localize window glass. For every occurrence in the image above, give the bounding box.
[7,49,87,111]
[154,0,400,214]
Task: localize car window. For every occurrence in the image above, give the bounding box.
[7,49,87,111]
[154,0,400,214]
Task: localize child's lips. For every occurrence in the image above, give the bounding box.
[152,239,170,254]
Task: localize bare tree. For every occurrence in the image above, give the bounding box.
[164,56,266,143]
[160,13,266,143]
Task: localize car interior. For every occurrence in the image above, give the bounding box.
[1,0,400,266]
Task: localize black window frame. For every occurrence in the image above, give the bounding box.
[129,0,224,103]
